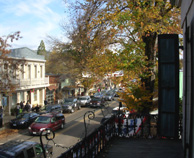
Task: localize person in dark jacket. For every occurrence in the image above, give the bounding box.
[20,101,24,109]
[34,104,40,113]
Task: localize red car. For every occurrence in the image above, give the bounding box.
[28,113,65,135]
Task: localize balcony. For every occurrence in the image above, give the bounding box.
[57,114,183,158]
[12,77,49,89]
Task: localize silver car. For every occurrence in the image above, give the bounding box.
[77,96,91,107]
[103,92,115,101]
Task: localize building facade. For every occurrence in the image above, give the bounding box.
[45,74,60,104]
[2,47,49,115]
[171,0,194,157]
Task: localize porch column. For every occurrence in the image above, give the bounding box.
[24,91,28,103]
[31,91,34,105]
[17,92,20,104]
[37,89,40,105]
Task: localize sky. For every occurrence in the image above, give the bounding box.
[0,0,70,50]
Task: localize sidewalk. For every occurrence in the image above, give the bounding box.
[0,115,16,131]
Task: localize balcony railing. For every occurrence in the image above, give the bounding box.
[11,77,49,88]
[57,113,182,158]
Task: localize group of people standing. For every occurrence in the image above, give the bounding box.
[16,101,40,116]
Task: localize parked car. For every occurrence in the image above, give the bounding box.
[28,113,65,135]
[94,92,104,99]
[103,92,115,101]
[77,96,91,107]
[9,112,39,129]
[62,98,80,113]
[0,140,53,158]
[89,97,106,108]
[44,104,63,114]
[112,107,130,118]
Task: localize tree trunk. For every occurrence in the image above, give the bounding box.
[141,32,157,113]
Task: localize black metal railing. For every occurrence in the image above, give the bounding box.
[58,116,115,158]
[58,113,182,158]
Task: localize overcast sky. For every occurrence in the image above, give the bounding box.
[0,0,70,50]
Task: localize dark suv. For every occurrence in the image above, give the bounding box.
[62,98,81,113]
[0,140,53,158]
[9,112,39,129]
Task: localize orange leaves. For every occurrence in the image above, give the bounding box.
[118,82,155,113]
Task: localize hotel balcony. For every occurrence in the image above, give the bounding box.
[12,77,49,90]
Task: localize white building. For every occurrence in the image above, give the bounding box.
[171,0,194,157]
[2,47,49,115]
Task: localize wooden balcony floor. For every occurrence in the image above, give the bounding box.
[97,137,184,158]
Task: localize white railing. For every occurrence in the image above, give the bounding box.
[17,77,49,87]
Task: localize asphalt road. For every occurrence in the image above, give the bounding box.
[0,99,119,157]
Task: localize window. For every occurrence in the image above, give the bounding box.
[16,152,25,158]
[34,65,37,78]
[34,90,37,101]
[51,117,56,123]
[12,64,17,79]
[21,65,24,79]
[40,65,43,78]
[26,147,35,158]
[28,65,31,79]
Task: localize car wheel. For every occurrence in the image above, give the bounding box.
[28,131,33,136]
[61,123,65,129]
[71,109,74,113]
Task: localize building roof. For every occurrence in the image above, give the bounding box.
[8,47,45,61]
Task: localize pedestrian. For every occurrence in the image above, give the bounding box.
[20,101,24,109]
[23,101,25,109]
[28,102,32,112]
[44,100,48,106]
[24,102,29,112]
[16,103,20,117]
[34,104,40,113]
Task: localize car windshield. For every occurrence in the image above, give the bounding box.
[101,90,107,94]
[91,97,101,101]
[35,116,51,124]
[46,106,52,111]
[94,93,101,96]
[105,93,112,96]
[16,113,29,119]
[78,97,87,100]
[64,98,74,102]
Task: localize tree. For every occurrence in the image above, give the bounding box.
[63,0,182,113]
[0,32,26,97]
[37,40,47,58]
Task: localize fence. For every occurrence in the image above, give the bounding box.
[58,113,182,158]
[58,116,116,158]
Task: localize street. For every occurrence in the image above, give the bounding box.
[0,100,119,157]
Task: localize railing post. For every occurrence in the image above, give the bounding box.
[39,128,55,158]
[84,111,95,139]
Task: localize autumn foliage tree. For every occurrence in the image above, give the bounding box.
[0,32,25,96]
[62,0,182,113]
